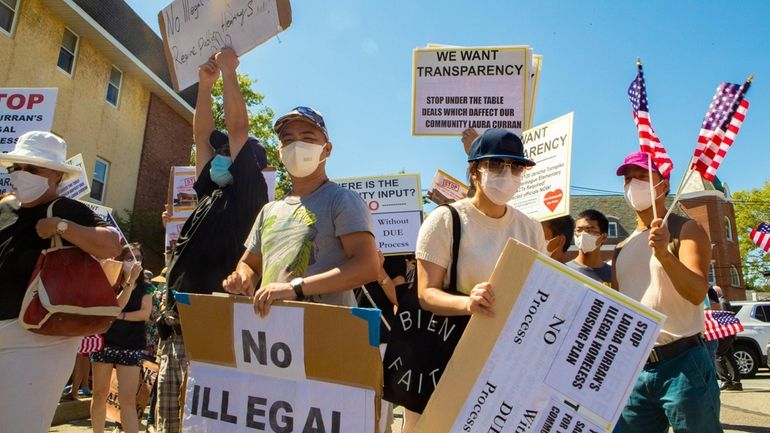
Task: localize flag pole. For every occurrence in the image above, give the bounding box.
[661,160,696,224]
[637,58,659,220]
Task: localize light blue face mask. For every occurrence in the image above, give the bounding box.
[210,155,233,187]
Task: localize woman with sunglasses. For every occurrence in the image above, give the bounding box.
[0,131,122,433]
[407,128,546,432]
[90,243,153,433]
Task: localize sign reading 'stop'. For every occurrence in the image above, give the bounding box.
[159,0,292,91]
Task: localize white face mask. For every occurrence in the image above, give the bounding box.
[624,178,664,211]
[545,237,562,259]
[279,141,327,178]
[575,232,600,253]
[122,258,142,274]
[480,170,521,205]
[10,170,49,204]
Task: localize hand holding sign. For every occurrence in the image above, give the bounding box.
[214,47,240,72]
[198,55,220,88]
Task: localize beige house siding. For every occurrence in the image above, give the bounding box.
[0,0,149,215]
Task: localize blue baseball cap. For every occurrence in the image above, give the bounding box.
[468,128,535,166]
[274,106,329,140]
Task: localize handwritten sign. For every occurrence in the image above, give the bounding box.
[413,46,530,136]
[416,240,665,433]
[427,169,469,206]
[0,88,58,153]
[336,174,423,254]
[509,113,573,221]
[159,0,293,91]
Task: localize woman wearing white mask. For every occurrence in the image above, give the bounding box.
[407,128,546,431]
[0,131,122,433]
[90,243,152,433]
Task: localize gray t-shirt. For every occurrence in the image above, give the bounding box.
[245,181,374,307]
[566,259,612,285]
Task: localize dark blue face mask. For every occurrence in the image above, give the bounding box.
[210,155,233,187]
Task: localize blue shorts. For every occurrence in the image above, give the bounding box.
[614,343,722,433]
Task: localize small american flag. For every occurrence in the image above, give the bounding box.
[750,222,770,253]
[691,81,751,181]
[704,310,744,341]
[77,334,104,354]
[628,65,674,178]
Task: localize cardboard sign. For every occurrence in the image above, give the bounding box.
[426,169,469,205]
[0,88,58,153]
[166,216,187,253]
[415,240,665,433]
[168,166,198,217]
[57,154,91,200]
[412,46,530,136]
[159,0,293,91]
[335,174,422,254]
[509,113,573,221]
[78,200,127,242]
[176,294,383,433]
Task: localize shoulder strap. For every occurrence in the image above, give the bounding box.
[442,204,462,293]
[47,198,64,249]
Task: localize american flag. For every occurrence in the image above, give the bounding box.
[704,310,744,341]
[750,222,770,253]
[628,65,674,178]
[77,334,104,354]
[691,81,751,181]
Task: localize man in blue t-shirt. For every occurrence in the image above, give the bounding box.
[567,209,612,284]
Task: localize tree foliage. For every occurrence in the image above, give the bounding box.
[732,180,770,291]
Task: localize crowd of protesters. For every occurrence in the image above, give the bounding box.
[0,47,744,433]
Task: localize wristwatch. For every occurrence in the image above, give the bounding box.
[290,277,305,300]
[56,219,69,236]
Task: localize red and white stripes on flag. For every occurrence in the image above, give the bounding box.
[749,222,770,253]
[632,111,673,178]
[77,334,104,354]
[692,99,750,181]
[704,310,744,341]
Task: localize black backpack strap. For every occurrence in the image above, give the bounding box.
[442,204,462,293]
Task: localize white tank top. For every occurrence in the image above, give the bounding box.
[616,229,704,345]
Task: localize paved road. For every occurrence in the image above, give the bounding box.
[51,371,770,433]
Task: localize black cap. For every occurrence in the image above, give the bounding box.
[467,128,535,166]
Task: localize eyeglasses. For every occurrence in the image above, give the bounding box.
[479,159,526,176]
[575,227,602,236]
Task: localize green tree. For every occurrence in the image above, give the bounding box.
[732,180,770,291]
[193,72,291,197]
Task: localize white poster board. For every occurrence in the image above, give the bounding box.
[413,46,530,136]
[57,154,91,200]
[416,240,666,433]
[170,166,197,217]
[0,88,58,153]
[159,0,293,91]
[263,167,277,202]
[335,174,422,254]
[78,200,127,242]
[509,113,573,221]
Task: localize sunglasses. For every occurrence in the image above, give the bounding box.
[479,159,526,176]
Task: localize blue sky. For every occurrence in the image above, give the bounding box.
[128,0,770,196]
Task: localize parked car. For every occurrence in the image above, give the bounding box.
[729,301,770,378]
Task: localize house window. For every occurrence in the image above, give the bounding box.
[608,222,618,238]
[708,262,716,286]
[106,66,122,106]
[730,265,740,287]
[0,0,19,36]
[57,27,79,75]
[89,158,109,203]
[724,217,733,241]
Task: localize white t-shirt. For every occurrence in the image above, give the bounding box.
[416,199,546,295]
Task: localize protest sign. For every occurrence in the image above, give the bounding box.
[168,166,197,217]
[426,169,468,205]
[527,54,543,129]
[78,200,127,242]
[509,112,573,221]
[413,46,530,136]
[414,240,665,433]
[0,88,57,153]
[176,294,382,432]
[158,0,293,91]
[0,171,9,195]
[263,166,277,201]
[57,153,91,200]
[165,216,187,254]
[336,174,422,254]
